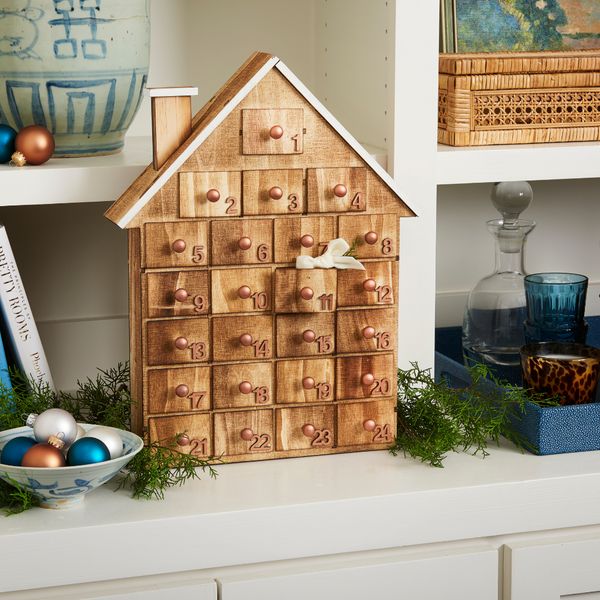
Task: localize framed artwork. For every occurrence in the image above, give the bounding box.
[441,0,600,53]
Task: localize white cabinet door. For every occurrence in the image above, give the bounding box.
[219,543,498,600]
[505,531,600,600]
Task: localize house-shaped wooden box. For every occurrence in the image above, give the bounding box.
[105,52,415,463]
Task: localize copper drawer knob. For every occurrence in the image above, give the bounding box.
[300,234,314,248]
[174,288,189,302]
[362,326,376,340]
[363,419,376,432]
[172,239,186,253]
[365,231,378,245]
[302,424,316,438]
[269,125,284,139]
[239,381,253,394]
[239,333,253,347]
[302,376,315,390]
[302,329,316,343]
[238,286,252,299]
[206,188,220,202]
[363,278,377,292]
[269,186,283,200]
[361,373,375,386]
[238,236,252,250]
[176,434,190,447]
[175,337,188,350]
[240,428,255,441]
[300,287,314,300]
[175,384,189,398]
[333,183,347,198]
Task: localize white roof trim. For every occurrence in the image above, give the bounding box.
[148,87,199,98]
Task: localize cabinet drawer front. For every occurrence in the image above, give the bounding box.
[276,358,335,404]
[337,261,397,307]
[144,222,208,268]
[336,308,396,354]
[276,314,335,358]
[338,214,398,259]
[336,354,396,400]
[148,413,212,457]
[212,314,273,362]
[179,171,242,218]
[337,399,396,447]
[147,366,211,413]
[307,167,367,213]
[243,169,304,215]
[274,268,337,313]
[146,318,210,366]
[242,108,303,155]
[211,267,272,314]
[214,409,274,457]
[274,216,336,264]
[145,271,209,318]
[276,405,335,451]
[213,362,273,409]
[211,219,273,266]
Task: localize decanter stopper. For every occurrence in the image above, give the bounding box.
[491,181,533,226]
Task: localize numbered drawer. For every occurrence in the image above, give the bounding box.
[307,167,367,213]
[212,362,273,409]
[144,222,208,268]
[148,413,212,457]
[338,214,397,259]
[242,108,303,155]
[337,399,396,447]
[274,216,336,264]
[274,268,337,313]
[336,354,396,400]
[276,313,335,358]
[145,271,209,318]
[337,261,397,307]
[214,409,274,457]
[147,366,211,413]
[179,171,241,218]
[336,308,396,354]
[212,314,273,362]
[211,219,273,266]
[243,169,303,215]
[276,405,335,451]
[276,358,335,404]
[146,318,209,366]
[211,267,272,314]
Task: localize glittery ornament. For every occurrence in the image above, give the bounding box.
[9,151,26,167]
[67,437,110,466]
[21,443,66,468]
[0,436,36,466]
[15,125,54,166]
[26,408,78,447]
[84,426,123,459]
[0,124,17,164]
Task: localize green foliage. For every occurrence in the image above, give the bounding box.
[0,477,38,515]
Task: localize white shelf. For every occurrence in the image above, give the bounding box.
[436,141,600,185]
[0,137,151,207]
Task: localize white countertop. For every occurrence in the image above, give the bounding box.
[3,444,600,592]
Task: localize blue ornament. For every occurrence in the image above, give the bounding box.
[67,437,110,466]
[0,124,17,164]
[1,436,36,466]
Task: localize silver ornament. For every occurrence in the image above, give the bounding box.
[27,408,78,446]
[83,426,123,459]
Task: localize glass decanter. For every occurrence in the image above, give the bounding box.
[462,182,536,384]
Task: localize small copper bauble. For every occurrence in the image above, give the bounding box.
[302,424,316,438]
[300,234,314,248]
[364,231,378,245]
[15,125,55,166]
[239,333,253,346]
[362,326,376,339]
[239,381,253,394]
[268,186,283,200]
[206,188,220,202]
[333,184,347,198]
[269,125,284,139]
[302,329,316,343]
[172,239,186,253]
[361,373,375,386]
[238,286,252,299]
[175,384,189,398]
[300,287,314,300]
[175,337,188,350]
[363,419,377,432]
[177,434,190,447]
[21,443,66,468]
[240,428,254,441]
[174,288,188,302]
[363,278,377,292]
[302,377,315,390]
[238,237,252,250]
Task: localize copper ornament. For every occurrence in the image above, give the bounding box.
[21,443,66,467]
[15,125,55,166]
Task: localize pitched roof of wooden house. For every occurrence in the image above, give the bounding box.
[105,51,415,228]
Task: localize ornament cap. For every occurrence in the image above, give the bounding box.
[25,413,38,428]
[10,151,26,167]
[47,435,65,450]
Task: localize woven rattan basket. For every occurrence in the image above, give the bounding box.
[439,50,600,146]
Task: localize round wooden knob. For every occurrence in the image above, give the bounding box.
[239,333,253,347]
[300,234,314,248]
[302,377,315,390]
[302,329,316,343]
[239,381,253,394]
[176,434,190,447]
[172,239,186,253]
[238,286,252,299]
[175,384,189,398]
[363,278,377,292]
[361,373,375,386]
[238,236,252,250]
[362,326,376,340]
[206,188,220,202]
[302,424,316,438]
[333,183,347,198]
[269,186,283,200]
[175,337,188,350]
[174,288,189,302]
[365,231,378,245]
[240,428,255,441]
[300,287,314,300]
[269,125,284,139]
[363,419,376,432]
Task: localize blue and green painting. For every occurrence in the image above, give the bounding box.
[456,0,600,52]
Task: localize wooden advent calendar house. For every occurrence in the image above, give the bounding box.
[105,52,415,463]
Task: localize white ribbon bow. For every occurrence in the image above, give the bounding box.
[295,238,365,270]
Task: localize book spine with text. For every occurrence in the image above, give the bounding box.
[0,225,55,392]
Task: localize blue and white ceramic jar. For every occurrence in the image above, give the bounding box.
[0,0,149,156]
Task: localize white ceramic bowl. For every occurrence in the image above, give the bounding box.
[0,424,143,509]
